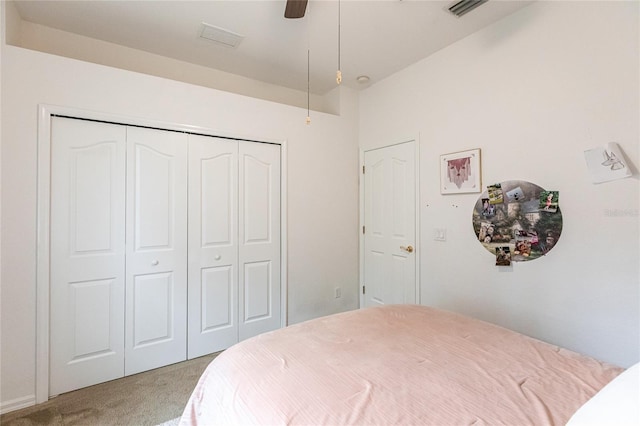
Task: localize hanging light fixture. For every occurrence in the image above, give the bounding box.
[306,48,311,125]
[305,6,311,125]
[336,0,342,85]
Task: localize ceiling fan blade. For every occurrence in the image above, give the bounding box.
[284,0,308,19]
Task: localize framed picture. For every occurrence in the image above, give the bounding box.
[440,148,481,194]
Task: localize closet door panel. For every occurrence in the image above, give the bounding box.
[201,266,233,329]
[125,127,187,375]
[132,272,174,346]
[134,144,172,249]
[50,117,126,396]
[244,261,271,321]
[188,135,239,359]
[239,142,281,341]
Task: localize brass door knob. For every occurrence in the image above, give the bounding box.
[400,245,414,253]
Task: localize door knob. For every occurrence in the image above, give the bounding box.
[400,245,414,253]
[214,255,221,261]
[151,260,159,266]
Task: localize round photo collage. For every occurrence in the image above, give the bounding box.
[472,180,562,265]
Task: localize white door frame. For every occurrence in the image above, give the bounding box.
[359,137,420,308]
[36,104,289,403]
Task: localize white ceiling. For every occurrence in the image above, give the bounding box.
[12,0,533,95]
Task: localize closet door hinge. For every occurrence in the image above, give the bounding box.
[362,226,365,234]
[362,285,366,295]
[362,165,365,174]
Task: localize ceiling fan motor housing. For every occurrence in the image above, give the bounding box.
[285,0,308,19]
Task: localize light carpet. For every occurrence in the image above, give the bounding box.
[1,353,217,426]
[156,417,180,426]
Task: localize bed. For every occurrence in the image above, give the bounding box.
[179,304,633,425]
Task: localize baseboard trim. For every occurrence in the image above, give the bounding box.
[0,395,36,415]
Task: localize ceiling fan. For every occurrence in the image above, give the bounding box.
[284,0,308,18]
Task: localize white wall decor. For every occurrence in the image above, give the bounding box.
[584,142,633,184]
[440,148,481,194]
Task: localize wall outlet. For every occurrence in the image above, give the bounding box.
[335,287,342,298]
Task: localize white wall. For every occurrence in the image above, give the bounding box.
[360,1,639,368]
[3,0,20,46]
[0,46,359,411]
[15,20,339,114]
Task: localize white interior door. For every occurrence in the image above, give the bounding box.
[363,141,416,307]
[238,141,281,341]
[124,126,188,375]
[50,117,126,396]
[188,135,239,359]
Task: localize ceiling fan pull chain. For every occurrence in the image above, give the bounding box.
[336,0,342,85]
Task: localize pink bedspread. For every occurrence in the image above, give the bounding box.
[180,305,622,425]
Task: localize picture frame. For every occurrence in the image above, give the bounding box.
[440,148,481,194]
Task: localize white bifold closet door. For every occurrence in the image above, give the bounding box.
[188,136,281,358]
[187,135,239,357]
[50,117,280,394]
[50,118,127,396]
[50,120,188,393]
[124,127,187,376]
[237,141,281,341]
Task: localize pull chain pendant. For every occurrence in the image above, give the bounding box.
[306,48,311,125]
[336,0,341,85]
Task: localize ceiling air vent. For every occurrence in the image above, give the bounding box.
[448,0,489,17]
[199,22,244,48]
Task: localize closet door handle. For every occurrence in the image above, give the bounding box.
[214,255,222,261]
[151,260,159,266]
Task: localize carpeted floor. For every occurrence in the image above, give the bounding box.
[0,353,218,426]
[155,418,180,426]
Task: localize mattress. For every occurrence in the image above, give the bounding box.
[180,304,622,425]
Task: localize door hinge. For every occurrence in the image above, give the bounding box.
[362,226,365,234]
[362,285,366,295]
[362,165,365,174]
